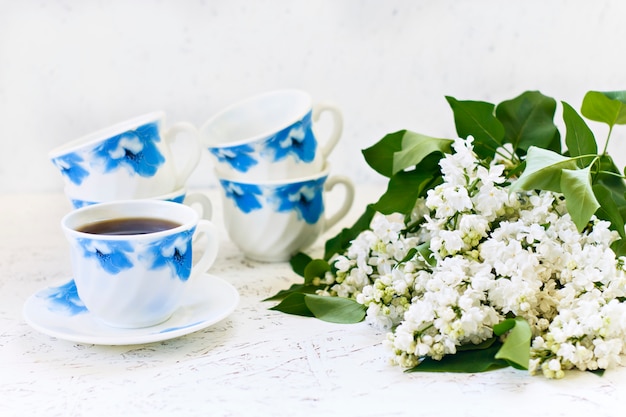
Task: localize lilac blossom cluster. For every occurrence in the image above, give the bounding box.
[317,137,626,378]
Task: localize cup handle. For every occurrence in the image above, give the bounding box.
[183,192,213,221]
[189,220,219,279]
[162,122,202,189]
[323,175,355,230]
[312,103,343,159]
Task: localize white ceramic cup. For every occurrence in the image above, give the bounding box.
[50,111,201,202]
[216,165,354,262]
[67,188,213,221]
[61,200,219,328]
[202,89,343,180]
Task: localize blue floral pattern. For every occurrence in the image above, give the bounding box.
[273,179,325,224]
[209,144,257,173]
[219,180,263,213]
[93,122,165,176]
[220,175,327,224]
[77,239,134,274]
[70,193,185,209]
[142,230,194,281]
[77,231,194,280]
[210,111,316,173]
[159,321,204,334]
[51,153,90,185]
[263,111,315,163]
[42,280,88,316]
[70,199,91,209]
[52,121,165,185]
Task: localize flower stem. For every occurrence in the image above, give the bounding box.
[602,125,614,155]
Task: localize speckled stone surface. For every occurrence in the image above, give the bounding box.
[1,187,625,417]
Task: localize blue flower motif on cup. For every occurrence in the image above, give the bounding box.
[167,194,186,204]
[220,180,263,213]
[209,143,258,173]
[70,199,91,209]
[51,153,90,185]
[142,230,194,281]
[93,122,165,177]
[77,239,134,274]
[41,280,88,316]
[70,193,186,209]
[272,178,325,224]
[263,111,315,164]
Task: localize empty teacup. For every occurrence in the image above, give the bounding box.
[216,165,354,262]
[67,187,213,221]
[61,200,219,328]
[202,89,343,180]
[50,111,202,202]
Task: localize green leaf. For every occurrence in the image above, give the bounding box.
[510,146,578,194]
[372,156,441,215]
[562,101,597,165]
[362,130,406,177]
[456,337,497,351]
[303,294,366,324]
[581,91,626,127]
[611,238,626,258]
[561,167,600,232]
[446,96,505,159]
[493,317,516,336]
[415,241,435,267]
[406,341,508,373]
[269,292,315,317]
[263,283,321,301]
[391,131,452,175]
[594,183,626,239]
[597,154,626,200]
[494,317,531,370]
[398,247,418,263]
[290,252,313,277]
[303,259,331,283]
[323,205,377,260]
[496,91,561,154]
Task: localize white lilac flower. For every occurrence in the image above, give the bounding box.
[322,137,626,378]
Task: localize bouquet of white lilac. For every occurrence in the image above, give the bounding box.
[267,91,626,378]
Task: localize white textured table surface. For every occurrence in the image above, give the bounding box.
[1,186,625,417]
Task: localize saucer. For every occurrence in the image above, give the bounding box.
[23,274,239,345]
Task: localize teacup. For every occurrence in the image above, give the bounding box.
[50,111,201,202]
[61,200,219,328]
[67,188,213,220]
[201,89,343,180]
[216,165,354,262]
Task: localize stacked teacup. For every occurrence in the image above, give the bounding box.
[48,112,221,328]
[49,111,212,218]
[201,89,355,262]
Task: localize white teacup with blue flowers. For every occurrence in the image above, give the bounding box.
[217,164,354,262]
[61,200,219,328]
[50,111,201,202]
[202,89,343,181]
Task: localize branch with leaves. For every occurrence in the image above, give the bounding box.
[266,90,626,377]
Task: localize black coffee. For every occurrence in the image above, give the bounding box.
[77,217,181,235]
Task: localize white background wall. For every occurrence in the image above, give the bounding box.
[2,0,626,194]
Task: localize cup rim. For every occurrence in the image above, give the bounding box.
[200,89,312,149]
[61,199,200,241]
[65,187,189,206]
[215,163,331,186]
[49,111,166,158]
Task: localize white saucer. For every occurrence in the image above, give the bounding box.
[23,274,239,345]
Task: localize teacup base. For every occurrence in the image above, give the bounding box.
[94,311,174,329]
[243,251,295,263]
